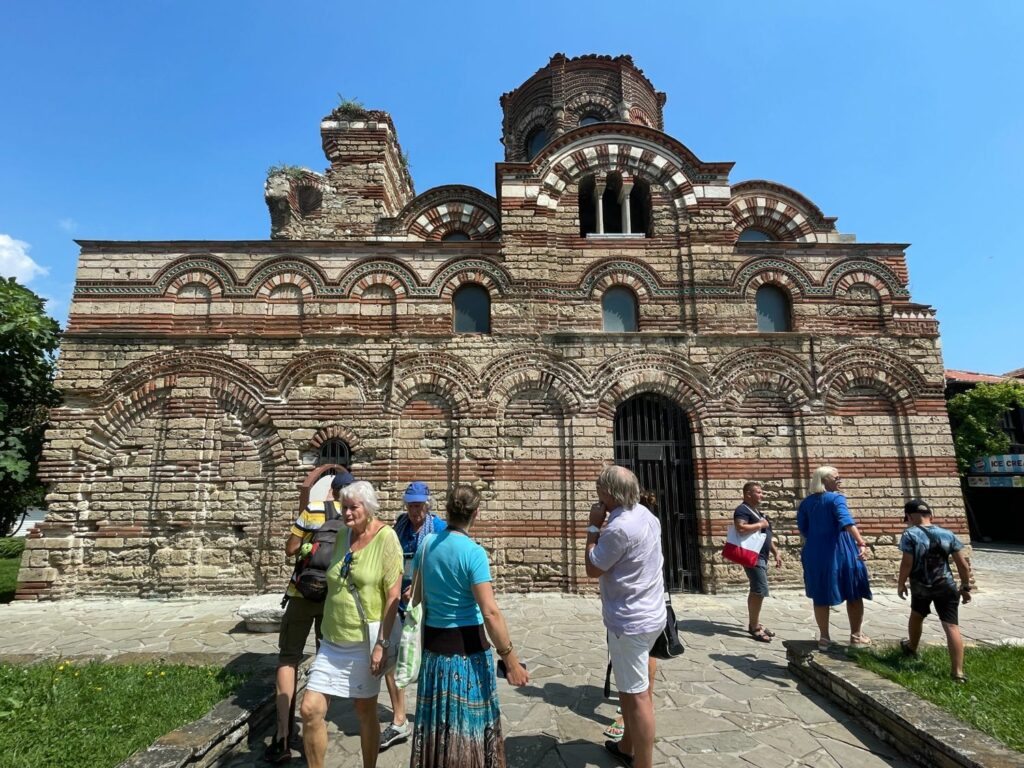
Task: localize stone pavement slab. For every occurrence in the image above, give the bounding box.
[1,567,1022,767]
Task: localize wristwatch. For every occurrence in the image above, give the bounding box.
[586,525,601,535]
[377,637,391,649]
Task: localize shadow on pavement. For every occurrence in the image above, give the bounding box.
[678,618,749,638]
[513,681,615,726]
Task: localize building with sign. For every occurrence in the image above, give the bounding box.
[947,368,1024,541]
[18,54,967,599]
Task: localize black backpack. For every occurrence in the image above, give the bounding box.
[291,502,343,603]
[917,525,951,589]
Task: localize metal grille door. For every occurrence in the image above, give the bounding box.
[613,393,701,592]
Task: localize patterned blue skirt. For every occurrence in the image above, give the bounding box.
[410,648,506,768]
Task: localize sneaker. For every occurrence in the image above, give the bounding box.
[262,736,291,764]
[379,721,411,751]
[900,638,919,658]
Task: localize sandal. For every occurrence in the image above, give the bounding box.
[849,633,872,646]
[603,721,625,741]
[752,624,776,638]
[749,626,772,643]
[900,639,918,658]
[604,740,634,767]
[951,674,969,684]
[817,637,834,651]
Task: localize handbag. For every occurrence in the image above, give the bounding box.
[340,530,402,676]
[394,533,434,688]
[651,594,684,660]
[722,523,766,568]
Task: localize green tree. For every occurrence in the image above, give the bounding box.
[0,278,61,535]
[947,381,1024,475]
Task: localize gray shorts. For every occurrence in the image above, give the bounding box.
[744,564,769,597]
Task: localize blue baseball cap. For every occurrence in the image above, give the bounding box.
[330,470,355,490]
[403,481,430,504]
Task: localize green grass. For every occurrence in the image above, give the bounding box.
[0,539,24,604]
[0,661,248,768]
[853,644,1024,752]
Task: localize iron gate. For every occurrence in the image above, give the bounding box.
[613,393,701,592]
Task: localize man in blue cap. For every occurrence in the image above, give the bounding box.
[379,480,447,751]
[264,468,354,764]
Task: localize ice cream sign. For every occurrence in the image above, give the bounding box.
[971,454,1024,474]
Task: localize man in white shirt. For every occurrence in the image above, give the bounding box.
[585,465,666,768]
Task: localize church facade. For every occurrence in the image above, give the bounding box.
[18,54,965,599]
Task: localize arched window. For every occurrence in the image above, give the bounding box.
[442,231,470,242]
[602,287,639,332]
[318,439,351,467]
[738,228,775,242]
[578,114,601,126]
[579,173,651,237]
[756,285,791,332]
[525,127,549,160]
[453,284,490,334]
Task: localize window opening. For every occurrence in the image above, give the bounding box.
[738,228,775,242]
[602,286,639,332]
[318,439,351,468]
[526,127,549,160]
[442,231,470,242]
[579,173,650,237]
[453,284,491,334]
[756,285,791,332]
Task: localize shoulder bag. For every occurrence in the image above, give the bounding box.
[340,528,402,676]
[394,533,434,688]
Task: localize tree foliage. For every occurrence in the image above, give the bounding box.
[0,278,61,535]
[947,381,1024,475]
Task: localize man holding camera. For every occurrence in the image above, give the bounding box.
[585,465,665,768]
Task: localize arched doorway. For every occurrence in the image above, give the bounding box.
[613,393,700,592]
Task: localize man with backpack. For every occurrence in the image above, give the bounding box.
[264,469,354,764]
[897,498,973,683]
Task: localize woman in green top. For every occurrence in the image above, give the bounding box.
[301,480,403,768]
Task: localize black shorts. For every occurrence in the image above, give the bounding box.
[910,584,960,625]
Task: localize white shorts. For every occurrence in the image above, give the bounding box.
[608,629,661,695]
[306,639,381,699]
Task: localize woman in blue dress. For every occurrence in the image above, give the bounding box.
[797,466,873,649]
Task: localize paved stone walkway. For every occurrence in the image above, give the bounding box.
[2,564,1021,767]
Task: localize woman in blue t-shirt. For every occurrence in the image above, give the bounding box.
[409,485,529,768]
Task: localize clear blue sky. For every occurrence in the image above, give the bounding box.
[2,2,1020,374]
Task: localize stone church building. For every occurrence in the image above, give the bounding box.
[18,54,965,599]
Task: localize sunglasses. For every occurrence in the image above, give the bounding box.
[339,551,353,580]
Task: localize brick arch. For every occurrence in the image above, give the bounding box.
[583,260,659,301]
[308,424,362,452]
[819,346,933,413]
[275,350,379,401]
[563,92,618,124]
[337,258,420,298]
[79,374,286,472]
[509,103,556,160]
[256,272,315,299]
[153,257,239,296]
[431,258,512,299]
[243,257,330,298]
[165,270,224,298]
[730,180,838,243]
[711,347,815,408]
[103,351,274,405]
[481,351,586,415]
[593,352,711,425]
[734,257,814,298]
[388,353,477,417]
[825,260,907,299]
[417,205,499,241]
[348,272,407,300]
[535,137,700,218]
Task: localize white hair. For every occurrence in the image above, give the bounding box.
[597,465,640,508]
[341,480,380,517]
[808,466,838,495]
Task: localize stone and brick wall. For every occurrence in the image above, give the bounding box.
[16,54,966,599]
